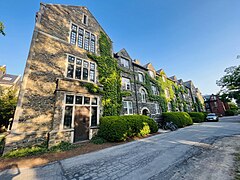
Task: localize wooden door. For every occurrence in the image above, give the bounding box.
[74,106,90,142]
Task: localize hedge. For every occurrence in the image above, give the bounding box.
[188,112,205,123]
[162,112,193,128]
[98,115,158,142]
[225,110,235,116]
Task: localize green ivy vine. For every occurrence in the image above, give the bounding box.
[88,31,122,116]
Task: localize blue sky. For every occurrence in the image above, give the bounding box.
[0,0,240,95]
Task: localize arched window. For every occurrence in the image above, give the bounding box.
[140,89,147,103]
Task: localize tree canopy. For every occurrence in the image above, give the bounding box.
[0,22,6,36]
[217,65,240,104]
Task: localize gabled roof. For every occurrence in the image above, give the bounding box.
[115,48,132,60]
[169,75,178,82]
[0,74,20,85]
[143,63,155,72]
[178,79,184,84]
[156,69,163,74]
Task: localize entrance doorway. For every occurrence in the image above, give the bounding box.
[142,108,150,116]
[74,106,90,142]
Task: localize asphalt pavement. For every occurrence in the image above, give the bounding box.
[1,115,240,180]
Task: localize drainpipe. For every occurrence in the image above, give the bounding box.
[132,63,139,114]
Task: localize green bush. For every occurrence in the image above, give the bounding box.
[162,112,193,128]
[225,110,235,116]
[3,146,47,158]
[90,136,107,144]
[188,112,205,123]
[98,115,158,142]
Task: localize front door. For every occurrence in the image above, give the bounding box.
[74,106,90,142]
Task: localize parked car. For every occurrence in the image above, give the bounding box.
[206,113,219,122]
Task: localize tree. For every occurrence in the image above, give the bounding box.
[0,22,6,36]
[217,65,240,105]
[0,87,18,132]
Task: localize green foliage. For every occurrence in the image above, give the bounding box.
[121,90,132,97]
[188,112,205,123]
[0,22,5,36]
[162,112,193,128]
[88,32,122,116]
[225,110,235,116]
[90,136,107,144]
[0,87,18,131]
[98,115,158,142]
[82,82,103,94]
[3,141,78,158]
[217,65,240,105]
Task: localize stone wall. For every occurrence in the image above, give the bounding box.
[5,3,108,152]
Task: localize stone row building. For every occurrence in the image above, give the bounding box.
[5,3,204,152]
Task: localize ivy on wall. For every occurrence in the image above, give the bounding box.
[88,31,122,116]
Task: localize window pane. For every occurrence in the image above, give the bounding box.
[76,59,82,65]
[78,34,83,48]
[70,31,77,45]
[84,31,90,50]
[67,64,74,78]
[90,63,95,70]
[90,70,95,82]
[66,95,74,104]
[75,96,83,104]
[83,61,89,68]
[75,67,81,79]
[123,101,127,108]
[68,56,75,63]
[83,15,88,25]
[91,107,97,126]
[84,97,90,105]
[71,24,77,31]
[90,34,95,53]
[64,106,73,129]
[92,98,98,105]
[83,68,88,80]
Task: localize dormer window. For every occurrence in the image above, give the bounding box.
[149,71,154,78]
[120,58,130,68]
[83,14,88,25]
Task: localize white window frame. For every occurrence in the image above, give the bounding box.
[61,94,100,130]
[149,70,154,78]
[66,54,96,83]
[120,58,130,68]
[69,23,96,53]
[151,84,159,95]
[123,101,133,115]
[122,77,131,90]
[155,103,160,114]
[140,88,147,103]
[138,72,144,83]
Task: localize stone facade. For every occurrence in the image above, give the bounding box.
[5,3,205,152]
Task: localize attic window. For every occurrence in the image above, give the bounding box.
[3,77,12,81]
[83,15,88,25]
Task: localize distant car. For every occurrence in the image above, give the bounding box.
[206,113,219,122]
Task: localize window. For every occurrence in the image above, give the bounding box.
[149,71,154,78]
[78,28,84,48]
[63,94,99,129]
[83,14,88,25]
[70,24,77,45]
[123,101,133,115]
[122,77,131,90]
[120,58,130,68]
[90,34,96,53]
[151,84,158,95]
[66,55,96,83]
[162,76,166,82]
[69,23,96,52]
[84,31,90,51]
[155,103,161,114]
[165,88,170,98]
[167,102,172,112]
[138,73,144,83]
[140,89,147,103]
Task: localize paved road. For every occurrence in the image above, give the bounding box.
[1,116,240,180]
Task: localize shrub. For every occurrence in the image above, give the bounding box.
[3,146,47,158]
[49,141,76,152]
[188,112,205,123]
[98,115,158,142]
[162,112,193,128]
[225,110,235,116]
[90,136,107,144]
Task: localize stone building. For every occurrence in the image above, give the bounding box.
[5,3,205,152]
[0,65,21,89]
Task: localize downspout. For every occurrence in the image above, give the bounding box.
[132,63,139,114]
